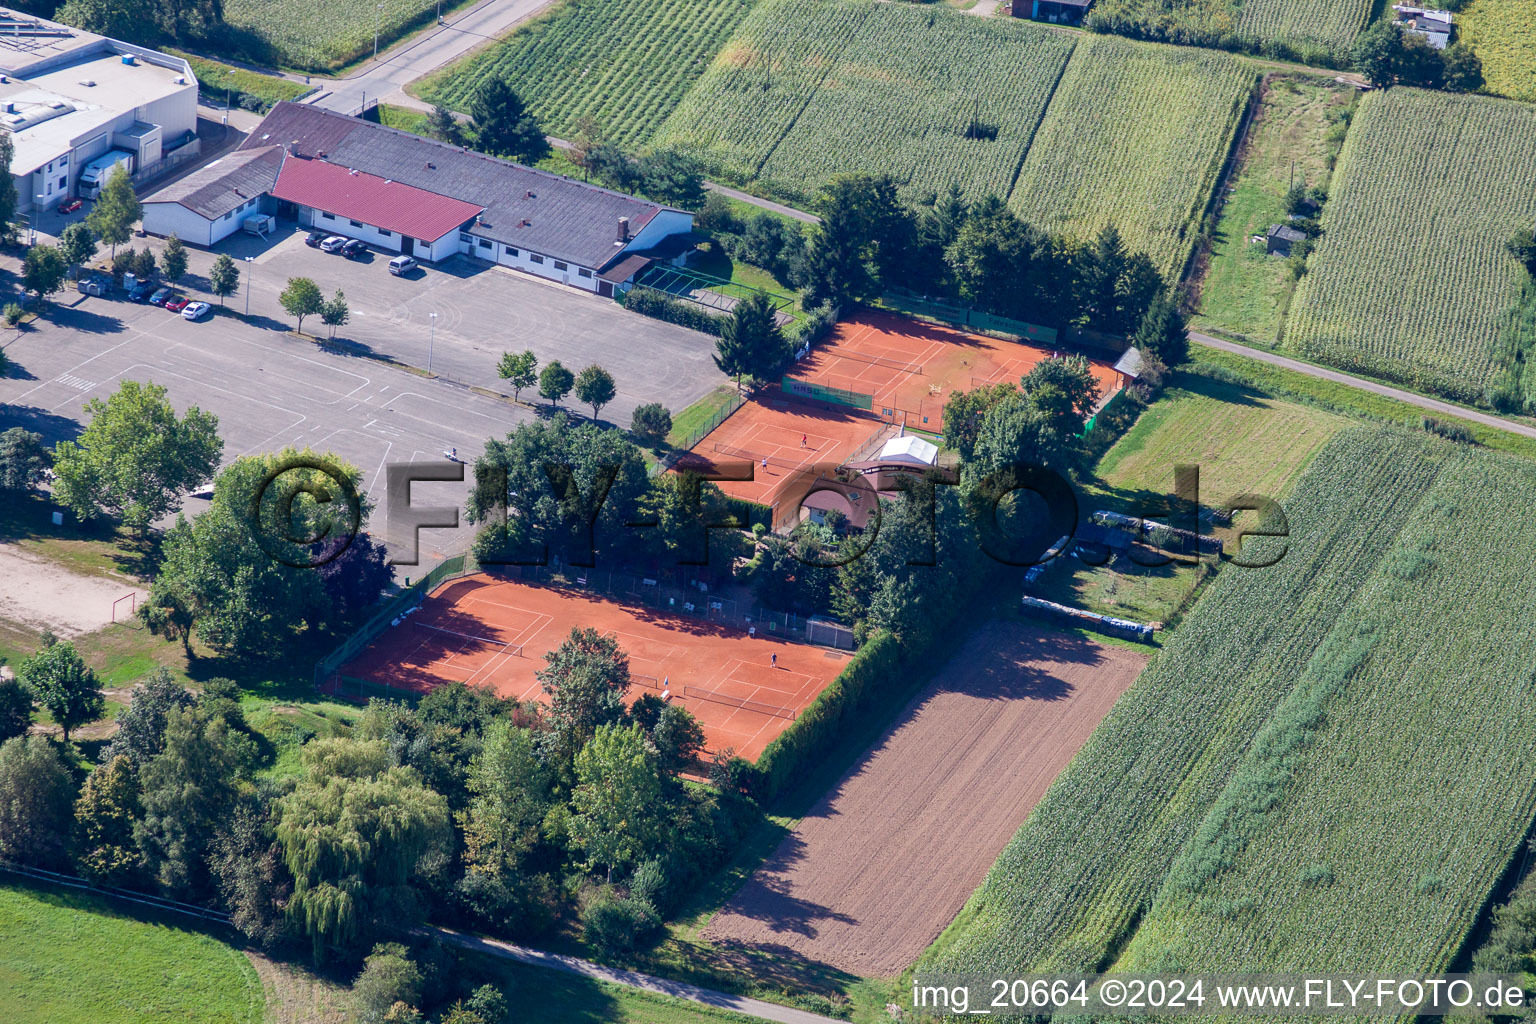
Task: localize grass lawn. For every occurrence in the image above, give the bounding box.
[1030,374,1346,625]
[667,384,741,449]
[685,243,800,310]
[1193,75,1354,344]
[376,102,434,137]
[0,492,157,582]
[172,52,311,112]
[0,882,262,1024]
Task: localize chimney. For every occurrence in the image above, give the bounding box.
[524,190,535,200]
[617,217,630,242]
[289,139,301,157]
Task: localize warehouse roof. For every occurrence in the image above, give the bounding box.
[271,155,484,242]
[242,103,676,270]
[144,146,283,220]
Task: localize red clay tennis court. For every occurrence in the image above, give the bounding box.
[340,574,852,760]
[675,394,893,523]
[793,309,1123,432]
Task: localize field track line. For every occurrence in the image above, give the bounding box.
[1192,333,1536,441]
[426,926,845,1024]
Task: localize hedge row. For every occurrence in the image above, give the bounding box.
[622,286,728,336]
[752,630,904,801]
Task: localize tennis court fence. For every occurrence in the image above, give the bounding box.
[683,684,798,721]
[313,553,479,688]
[675,391,745,451]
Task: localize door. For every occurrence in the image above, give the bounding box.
[402,237,416,256]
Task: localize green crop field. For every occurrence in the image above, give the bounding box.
[924,425,1536,978]
[1460,0,1536,104]
[417,0,757,148]
[1008,35,1255,277]
[1087,0,1372,57]
[223,0,468,72]
[656,0,1077,204]
[1285,89,1536,405]
[0,882,262,1023]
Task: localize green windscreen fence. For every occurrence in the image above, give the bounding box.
[882,293,1059,346]
[781,375,873,410]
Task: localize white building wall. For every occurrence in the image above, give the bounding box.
[306,207,405,252]
[142,202,215,247]
[468,233,601,293]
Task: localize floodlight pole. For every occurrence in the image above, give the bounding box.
[243,255,254,316]
[428,311,438,371]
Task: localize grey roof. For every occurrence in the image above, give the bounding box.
[143,146,283,220]
[1113,346,1144,378]
[241,103,680,270]
[1268,224,1307,242]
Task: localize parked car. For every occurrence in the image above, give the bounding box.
[341,239,368,259]
[305,230,327,248]
[388,255,418,276]
[181,301,212,321]
[76,275,109,297]
[59,198,83,214]
[164,295,190,312]
[148,286,172,306]
[320,235,349,253]
[127,280,156,302]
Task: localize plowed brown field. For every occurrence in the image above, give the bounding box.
[702,619,1146,978]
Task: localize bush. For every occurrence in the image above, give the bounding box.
[792,301,838,349]
[630,402,672,447]
[621,286,727,336]
[627,857,670,912]
[3,303,23,326]
[581,894,661,956]
[1420,416,1476,444]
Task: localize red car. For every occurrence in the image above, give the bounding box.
[163,295,190,312]
[58,198,82,214]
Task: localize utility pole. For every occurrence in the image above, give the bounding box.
[243,256,254,316]
[428,311,438,372]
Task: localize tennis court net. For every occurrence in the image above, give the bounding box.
[711,443,806,473]
[838,350,924,375]
[414,620,523,658]
[683,684,797,721]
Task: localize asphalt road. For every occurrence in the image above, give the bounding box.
[1192,332,1536,442]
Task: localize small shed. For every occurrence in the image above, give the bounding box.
[876,434,939,468]
[1393,6,1453,49]
[1026,0,1095,24]
[1113,346,1144,388]
[1266,224,1307,256]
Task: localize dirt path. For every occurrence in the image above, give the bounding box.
[703,620,1147,978]
[0,544,145,638]
[246,952,349,1024]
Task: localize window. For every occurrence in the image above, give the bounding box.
[478,238,492,250]
[379,229,392,237]
[321,211,334,220]
[57,176,66,190]
[349,219,363,228]
[554,261,568,271]
[578,268,592,278]
[460,232,472,243]
[504,246,519,258]
[530,254,544,264]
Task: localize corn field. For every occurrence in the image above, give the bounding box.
[656,0,1076,205]
[1286,89,1536,404]
[224,0,448,72]
[1457,0,1536,104]
[923,426,1536,981]
[1234,0,1373,52]
[418,0,756,147]
[1008,35,1255,278]
[1087,0,1371,55]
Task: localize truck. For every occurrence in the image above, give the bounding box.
[77,150,134,200]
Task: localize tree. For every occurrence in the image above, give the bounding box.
[585,142,639,193]
[972,394,1071,475]
[427,104,466,146]
[132,246,157,282]
[636,148,706,209]
[632,698,705,777]
[1021,355,1102,441]
[1133,290,1190,366]
[277,740,451,958]
[58,221,97,274]
[86,166,140,257]
[1442,43,1484,93]
[469,77,549,164]
[496,349,538,403]
[1509,228,1536,278]
[0,736,74,865]
[946,196,1032,313]
[159,233,188,284]
[714,291,785,390]
[22,244,69,302]
[568,116,606,181]
[0,677,31,743]
[353,943,424,1024]
[51,379,223,533]
[460,722,551,878]
[803,173,911,307]
[280,277,325,334]
[537,627,631,762]
[0,132,16,243]
[569,722,670,881]
[573,364,616,420]
[135,705,241,895]
[57,0,145,42]
[321,289,349,339]
[630,403,671,448]
[316,531,393,620]
[0,427,50,492]
[19,637,103,743]
[538,359,574,408]
[1354,21,1404,89]
[209,253,239,307]
[73,754,144,886]
[102,667,195,768]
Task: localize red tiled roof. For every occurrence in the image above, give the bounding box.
[271,156,483,242]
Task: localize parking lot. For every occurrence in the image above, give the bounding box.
[190,224,726,427]
[0,292,521,571]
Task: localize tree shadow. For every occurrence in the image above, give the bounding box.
[0,405,81,445]
[35,303,127,336]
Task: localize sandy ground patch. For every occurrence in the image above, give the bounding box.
[703,619,1147,978]
[0,544,145,638]
[247,952,350,1024]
